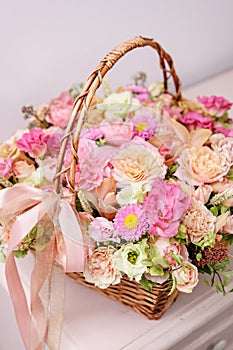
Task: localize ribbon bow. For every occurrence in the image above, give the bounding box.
[0,184,86,350]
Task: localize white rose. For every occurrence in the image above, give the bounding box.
[116,182,150,206]
[97,91,140,119]
[172,262,199,293]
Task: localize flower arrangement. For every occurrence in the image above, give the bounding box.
[0,76,233,298]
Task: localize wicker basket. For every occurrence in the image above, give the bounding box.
[54,36,182,320]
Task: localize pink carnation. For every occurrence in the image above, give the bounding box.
[0,157,13,178]
[214,125,233,137]
[16,129,49,158]
[178,111,213,131]
[78,146,116,191]
[197,95,232,117]
[144,178,191,237]
[46,91,73,128]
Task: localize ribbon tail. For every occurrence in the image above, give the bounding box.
[5,254,31,350]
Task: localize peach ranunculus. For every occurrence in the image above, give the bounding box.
[181,199,216,243]
[175,146,230,185]
[12,160,35,179]
[83,246,121,289]
[111,144,166,186]
[172,262,199,293]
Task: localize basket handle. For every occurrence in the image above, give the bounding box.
[54,36,182,193]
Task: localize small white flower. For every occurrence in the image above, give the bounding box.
[113,239,148,282]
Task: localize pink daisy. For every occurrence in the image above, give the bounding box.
[131,114,157,139]
[113,204,149,241]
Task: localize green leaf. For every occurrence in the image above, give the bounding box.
[226,169,233,181]
[168,275,177,296]
[210,206,219,217]
[212,258,230,271]
[215,283,223,293]
[149,265,164,276]
[196,252,202,262]
[220,205,228,214]
[223,270,233,278]
[13,250,28,259]
[222,233,233,244]
[139,275,155,292]
[199,264,213,275]
[156,258,170,267]
[204,278,211,286]
[0,252,6,263]
[222,278,230,287]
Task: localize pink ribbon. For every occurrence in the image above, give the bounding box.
[0,185,86,349]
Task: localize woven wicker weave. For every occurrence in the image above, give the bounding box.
[55,36,182,320]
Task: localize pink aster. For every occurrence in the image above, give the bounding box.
[178,111,213,131]
[131,114,157,139]
[197,95,232,117]
[114,204,149,241]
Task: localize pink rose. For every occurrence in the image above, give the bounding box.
[99,121,134,146]
[84,247,121,289]
[46,91,73,128]
[178,111,213,131]
[0,157,13,178]
[144,178,191,237]
[197,95,232,117]
[154,237,189,267]
[16,129,49,158]
[172,262,199,293]
[12,160,35,178]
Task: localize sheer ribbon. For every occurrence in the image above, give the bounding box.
[0,185,86,350]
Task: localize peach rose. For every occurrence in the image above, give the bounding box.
[175,146,230,185]
[172,262,199,293]
[112,144,166,186]
[12,160,35,178]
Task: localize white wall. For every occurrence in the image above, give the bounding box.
[1,0,233,141]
